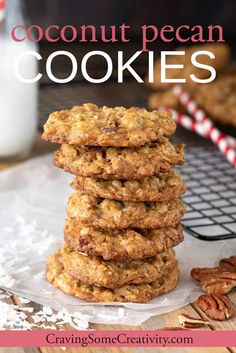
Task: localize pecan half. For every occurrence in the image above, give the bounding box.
[197,294,235,321]
[159,326,187,330]
[178,313,210,328]
[201,272,236,295]
[191,267,223,282]
[219,256,236,272]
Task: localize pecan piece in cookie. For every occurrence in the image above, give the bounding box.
[197,294,235,321]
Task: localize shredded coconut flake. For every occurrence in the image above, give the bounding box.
[0,294,89,330]
[0,301,33,330]
[32,306,89,330]
[18,297,31,304]
[0,291,12,300]
[0,215,89,331]
[0,217,57,288]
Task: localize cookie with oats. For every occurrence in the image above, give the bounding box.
[42,103,176,147]
[64,220,184,260]
[66,192,186,229]
[148,90,185,112]
[46,250,179,303]
[54,138,184,180]
[61,243,177,289]
[70,171,186,202]
[148,72,236,127]
[188,74,236,127]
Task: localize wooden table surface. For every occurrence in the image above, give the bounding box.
[1,135,236,353]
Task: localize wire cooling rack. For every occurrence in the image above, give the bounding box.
[179,146,236,241]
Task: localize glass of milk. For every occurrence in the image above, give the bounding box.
[0,0,38,161]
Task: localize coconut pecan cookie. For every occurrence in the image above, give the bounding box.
[64,220,184,260]
[148,90,184,112]
[46,250,179,303]
[42,103,176,147]
[54,139,184,180]
[67,192,186,229]
[61,243,177,288]
[188,74,236,127]
[148,43,231,89]
[70,171,186,202]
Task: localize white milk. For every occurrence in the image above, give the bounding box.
[0,38,38,159]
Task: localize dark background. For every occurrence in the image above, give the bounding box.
[24,0,236,47]
[20,0,236,130]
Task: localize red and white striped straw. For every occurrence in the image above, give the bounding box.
[171,109,207,138]
[173,85,236,168]
[173,85,236,148]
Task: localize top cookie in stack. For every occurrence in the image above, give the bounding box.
[42,103,176,147]
[43,103,186,303]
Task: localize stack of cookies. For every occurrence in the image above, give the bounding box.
[42,103,186,303]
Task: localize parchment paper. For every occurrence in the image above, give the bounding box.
[0,154,236,326]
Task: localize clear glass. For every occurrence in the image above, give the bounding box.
[0,0,38,162]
